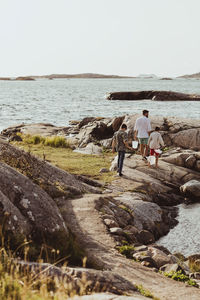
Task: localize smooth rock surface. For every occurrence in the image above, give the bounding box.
[74,143,103,155]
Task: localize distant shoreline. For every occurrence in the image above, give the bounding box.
[0,70,200,81]
[0,71,200,80]
[0,73,135,81]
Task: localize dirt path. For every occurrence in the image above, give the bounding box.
[61,193,200,300]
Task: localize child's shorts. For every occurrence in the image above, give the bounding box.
[150,149,159,157]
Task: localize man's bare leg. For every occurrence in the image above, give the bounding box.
[155,156,159,168]
[140,144,144,157]
[145,145,149,157]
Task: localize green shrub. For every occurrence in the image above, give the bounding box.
[23,135,45,145]
[162,147,169,152]
[135,284,160,299]
[117,245,135,258]
[21,135,70,148]
[44,136,68,148]
[163,270,197,287]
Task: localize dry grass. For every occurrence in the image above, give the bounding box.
[0,248,92,300]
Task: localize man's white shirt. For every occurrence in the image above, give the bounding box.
[134,116,151,138]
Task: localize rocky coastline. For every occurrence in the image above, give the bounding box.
[0,114,200,299]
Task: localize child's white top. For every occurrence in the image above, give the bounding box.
[148,131,164,149]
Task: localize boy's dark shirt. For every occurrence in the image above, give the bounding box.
[114,130,128,151]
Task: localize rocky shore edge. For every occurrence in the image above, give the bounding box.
[0,114,200,299]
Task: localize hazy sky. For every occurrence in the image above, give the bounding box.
[0,0,200,77]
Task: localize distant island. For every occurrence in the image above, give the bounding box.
[0,73,135,80]
[1,72,200,80]
[31,73,135,79]
[178,72,200,79]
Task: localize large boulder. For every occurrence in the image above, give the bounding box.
[78,117,96,129]
[161,152,193,167]
[148,247,174,269]
[73,116,125,147]
[180,180,200,200]
[107,91,200,101]
[170,128,200,150]
[114,193,170,239]
[0,162,69,257]
[1,123,69,137]
[73,143,103,155]
[136,230,155,244]
[185,155,197,169]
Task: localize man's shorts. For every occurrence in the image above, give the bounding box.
[139,138,149,145]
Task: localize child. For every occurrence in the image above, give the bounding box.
[148,127,164,168]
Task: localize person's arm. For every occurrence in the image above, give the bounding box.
[112,136,116,153]
[124,140,133,151]
[147,120,152,136]
[159,134,165,147]
[148,134,152,147]
[134,130,138,140]
[134,120,138,140]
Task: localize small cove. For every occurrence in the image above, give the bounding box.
[157,202,200,256]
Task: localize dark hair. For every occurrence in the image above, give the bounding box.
[143,110,149,115]
[121,124,127,129]
[155,126,160,131]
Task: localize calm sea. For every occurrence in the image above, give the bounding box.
[0,78,200,132]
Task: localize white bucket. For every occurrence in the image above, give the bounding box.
[148,155,156,165]
[155,149,162,154]
[132,141,139,149]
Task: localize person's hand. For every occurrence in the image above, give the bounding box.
[112,148,115,154]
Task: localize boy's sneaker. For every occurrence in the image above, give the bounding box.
[118,173,123,177]
[142,156,147,161]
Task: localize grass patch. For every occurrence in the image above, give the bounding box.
[117,245,135,258]
[135,284,160,299]
[163,270,197,287]
[22,134,70,148]
[13,142,115,183]
[44,136,69,148]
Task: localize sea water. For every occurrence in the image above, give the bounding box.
[157,203,200,256]
[0,77,200,132]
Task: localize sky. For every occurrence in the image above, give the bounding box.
[0,0,200,77]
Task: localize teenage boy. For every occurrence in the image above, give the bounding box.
[112,124,133,176]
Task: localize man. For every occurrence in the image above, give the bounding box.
[134,110,151,160]
[112,124,133,176]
